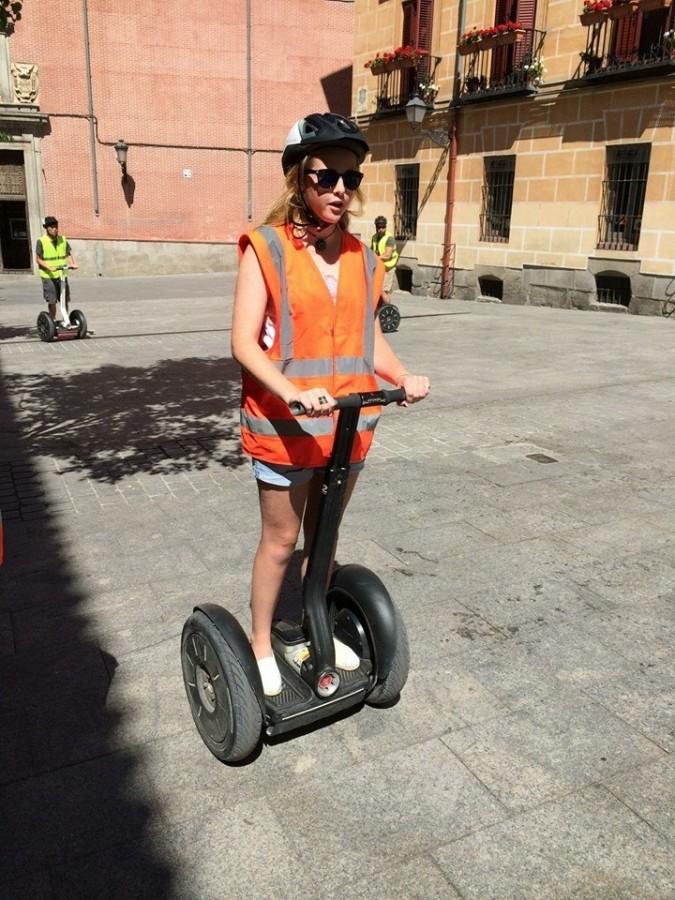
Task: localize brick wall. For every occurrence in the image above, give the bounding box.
[10,0,355,244]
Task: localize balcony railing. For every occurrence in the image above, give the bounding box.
[459,28,546,103]
[373,55,441,116]
[579,7,675,81]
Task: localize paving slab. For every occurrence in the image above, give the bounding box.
[1,274,675,896]
[432,784,675,900]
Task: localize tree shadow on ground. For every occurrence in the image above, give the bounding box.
[6,356,245,483]
[0,324,34,340]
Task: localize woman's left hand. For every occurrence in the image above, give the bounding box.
[399,373,430,404]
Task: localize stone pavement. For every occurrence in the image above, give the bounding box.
[1,272,674,899]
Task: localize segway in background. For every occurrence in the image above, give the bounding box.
[37,264,88,342]
[181,388,410,763]
[377,298,401,333]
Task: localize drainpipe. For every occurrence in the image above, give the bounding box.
[440,0,467,298]
[81,0,100,216]
[246,0,253,220]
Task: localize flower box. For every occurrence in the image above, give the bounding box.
[607,0,639,18]
[459,42,480,55]
[478,29,525,51]
[579,9,608,23]
[365,46,427,75]
[640,0,670,10]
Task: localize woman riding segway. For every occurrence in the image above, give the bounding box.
[181,113,429,761]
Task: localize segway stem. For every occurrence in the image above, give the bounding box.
[57,265,71,327]
[293,389,405,694]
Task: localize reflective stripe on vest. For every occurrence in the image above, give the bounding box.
[371,232,399,271]
[273,356,375,378]
[257,225,294,359]
[38,235,68,280]
[241,410,380,438]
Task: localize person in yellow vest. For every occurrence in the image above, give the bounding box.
[371,215,399,304]
[232,113,430,695]
[35,216,78,322]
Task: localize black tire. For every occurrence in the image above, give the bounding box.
[37,311,56,342]
[329,576,410,705]
[366,603,410,706]
[181,611,262,762]
[70,309,88,338]
[378,303,401,333]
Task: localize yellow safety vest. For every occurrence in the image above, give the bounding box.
[370,231,399,271]
[38,234,69,280]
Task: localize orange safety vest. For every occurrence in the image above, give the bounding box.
[238,224,385,467]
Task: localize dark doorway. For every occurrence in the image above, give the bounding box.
[0,199,31,269]
[0,150,31,270]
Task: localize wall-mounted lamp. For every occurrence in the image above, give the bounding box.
[114,139,129,179]
[405,96,450,148]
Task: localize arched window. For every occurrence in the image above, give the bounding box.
[595,272,631,307]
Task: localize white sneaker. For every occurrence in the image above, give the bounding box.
[256,656,282,696]
[334,638,360,671]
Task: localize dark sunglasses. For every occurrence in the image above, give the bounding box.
[305,168,364,191]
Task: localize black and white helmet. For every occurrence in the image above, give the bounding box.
[282,113,369,174]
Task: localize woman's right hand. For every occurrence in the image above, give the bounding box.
[287,387,336,417]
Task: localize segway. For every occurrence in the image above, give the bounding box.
[181,388,410,762]
[378,301,401,333]
[37,265,87,342]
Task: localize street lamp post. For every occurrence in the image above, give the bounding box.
[114,139,129,180]
[405,96,450,148]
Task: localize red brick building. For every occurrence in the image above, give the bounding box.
[0,0,354,274]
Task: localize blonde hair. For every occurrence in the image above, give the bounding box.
[263,159,363,231]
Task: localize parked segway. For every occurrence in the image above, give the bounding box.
[181,388,410,762]
[37,265,87,343]
[378,301,401,333]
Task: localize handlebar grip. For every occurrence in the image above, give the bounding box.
[289,388,406,416]
[381,387,406,405]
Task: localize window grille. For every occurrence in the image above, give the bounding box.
[595,273,631,307]
[598,144,650,251]
[394,164,420,241]
[480,156,515,243]
[479,276,504,299]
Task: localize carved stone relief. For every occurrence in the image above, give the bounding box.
[11,62,38,104]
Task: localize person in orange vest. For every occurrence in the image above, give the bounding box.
[231,113,430,696]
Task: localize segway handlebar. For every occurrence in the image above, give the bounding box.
[289,388,405,417]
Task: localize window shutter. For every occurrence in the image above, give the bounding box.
[417,0,434,51]
[613,12,641,60]
[516,0,536,28]
[513,0,537,66]
[402,1,434,50]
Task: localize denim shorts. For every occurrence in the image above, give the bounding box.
[252,458,365,487]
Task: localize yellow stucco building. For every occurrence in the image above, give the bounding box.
[352,0,674,313]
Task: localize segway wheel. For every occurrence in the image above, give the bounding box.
[70,309,88,339]
[378,303,401,334]
[181,610,262,762]
[366,604,410,706]
[37,311,56,343]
